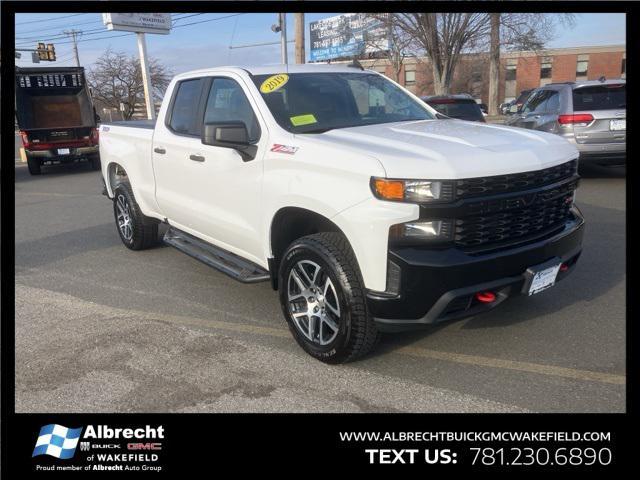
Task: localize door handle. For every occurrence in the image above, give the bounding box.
[189,154,205,162]
[154,147,166,154]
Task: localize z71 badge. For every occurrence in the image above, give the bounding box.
[270,144,299,154]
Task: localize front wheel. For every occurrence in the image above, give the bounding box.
[278,232,379,364]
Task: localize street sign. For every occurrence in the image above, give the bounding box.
[309,13,390,62]
[102,13,171,34]
[31,52,40,63]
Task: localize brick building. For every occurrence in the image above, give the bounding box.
[357,45,626,105]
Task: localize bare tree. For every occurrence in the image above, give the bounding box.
[364,14,416,83]
[488,14,501,115]
[87,49,172,120]
[392,13,491,95]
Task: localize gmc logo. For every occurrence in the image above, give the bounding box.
[127,443,162,451]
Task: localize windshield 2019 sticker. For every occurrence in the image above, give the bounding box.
[260,74,289,94]
[290,114,317,127]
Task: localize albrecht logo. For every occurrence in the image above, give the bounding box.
[33,424,83,459]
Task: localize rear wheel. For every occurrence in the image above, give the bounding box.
[113,183,159,250]
[26,155,41,175]
[89,154,101,171]
[278,232,379,364]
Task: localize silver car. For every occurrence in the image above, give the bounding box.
[505,79,625,168]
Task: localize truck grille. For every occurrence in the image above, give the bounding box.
[455,159,578,199]
[455,185,575,250]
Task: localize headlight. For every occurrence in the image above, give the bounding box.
[390,219,454,245]
[371,177,454,203]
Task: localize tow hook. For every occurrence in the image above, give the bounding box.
[475,291,497,304]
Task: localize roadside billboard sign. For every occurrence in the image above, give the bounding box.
[102,13,172,34]
[309,13,390,62]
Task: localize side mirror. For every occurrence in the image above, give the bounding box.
[201,122,258,161]
[509,104,519,114]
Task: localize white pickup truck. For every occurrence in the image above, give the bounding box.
[100,64,584,363]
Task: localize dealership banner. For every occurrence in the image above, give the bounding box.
[3,413,629,474]
[309,13,390,62]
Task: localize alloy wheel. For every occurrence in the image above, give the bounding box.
[287,260,341,346]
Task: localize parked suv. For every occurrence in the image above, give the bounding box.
[505,79,625,168]
[421,94,486,122]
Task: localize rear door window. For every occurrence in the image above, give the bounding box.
[572,84,625,111]
[168,79,204,135]
[544,91,560,114]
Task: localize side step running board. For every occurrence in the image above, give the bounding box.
[163,227,270,284]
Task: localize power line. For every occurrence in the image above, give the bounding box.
[15,13,89,26]
[23,13,247,46]
[14,13,208,45]
[15,19,103,37]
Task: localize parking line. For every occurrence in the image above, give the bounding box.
[142,309,625,386]
[395,346,625,385]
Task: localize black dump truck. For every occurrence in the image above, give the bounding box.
[15,66,100,175]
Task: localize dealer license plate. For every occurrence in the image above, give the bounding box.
[610,119,625,131]
[57,148,70,155]
[528,264,561,296]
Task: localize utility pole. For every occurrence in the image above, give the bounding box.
[63,29,82,67]
[280,13,288,65]
[136,32,156,121]
[294,13,305,64]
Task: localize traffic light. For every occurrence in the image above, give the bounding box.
[46,44,56,61]
[36,43,56,61]
[37,43,47,61]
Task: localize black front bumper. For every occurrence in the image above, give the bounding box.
[367,208,584,331]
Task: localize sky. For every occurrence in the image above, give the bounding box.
[13,12,626,75]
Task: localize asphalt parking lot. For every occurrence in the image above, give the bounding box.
[13,153,626,413]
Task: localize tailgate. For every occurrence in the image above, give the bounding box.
[572,84,625,145]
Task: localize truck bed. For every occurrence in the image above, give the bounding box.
[103,119,156,129]
[100,122,157,213]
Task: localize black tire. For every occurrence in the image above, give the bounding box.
[90,154,101,171]
[278,232,380,364]
[26,155,41,175]
[112,182,159,250]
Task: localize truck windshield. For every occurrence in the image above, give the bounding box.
[251,72,434,133]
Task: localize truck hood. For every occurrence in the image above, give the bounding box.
[305,119,578,179]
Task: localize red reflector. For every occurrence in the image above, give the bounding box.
[475,291,496,303]
[558,114,594,125]
[19,131,29,148]
[560,263,569,272]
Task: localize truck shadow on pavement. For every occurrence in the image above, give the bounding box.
[14,161,95,183]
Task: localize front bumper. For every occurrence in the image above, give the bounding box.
[367,207,584,330]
